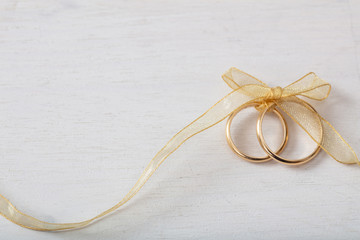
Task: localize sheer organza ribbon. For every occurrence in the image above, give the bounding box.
[0,67,358,231]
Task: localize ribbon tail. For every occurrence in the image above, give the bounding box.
[0,89,257,231]
[276,97,359,165]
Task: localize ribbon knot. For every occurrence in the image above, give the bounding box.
[255,86,284,111]
[265,86,283,101]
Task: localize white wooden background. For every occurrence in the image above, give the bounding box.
[0,0,360,239]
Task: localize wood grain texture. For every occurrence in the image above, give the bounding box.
[0,0,359,239]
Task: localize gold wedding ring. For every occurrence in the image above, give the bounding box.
[226,104,288,163]
[256,102,323,165]
[227,101,323,165]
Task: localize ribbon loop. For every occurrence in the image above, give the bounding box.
[282,72,331,100]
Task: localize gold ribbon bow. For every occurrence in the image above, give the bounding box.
[0,67,358,231]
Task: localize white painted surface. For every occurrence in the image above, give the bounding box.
[0,0,359,239]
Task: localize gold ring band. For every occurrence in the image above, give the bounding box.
[226,104,288,163]
[256,102,323,165]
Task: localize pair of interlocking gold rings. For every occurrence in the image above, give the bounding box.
[226,102,323,165]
